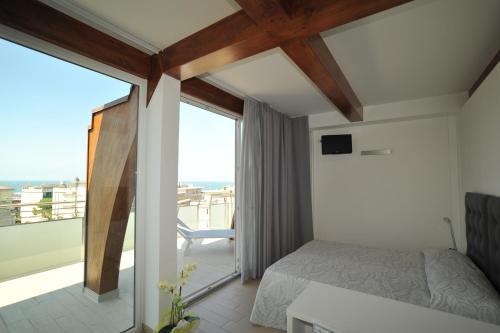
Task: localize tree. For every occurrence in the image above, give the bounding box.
[14,207,21,224]
[32,198,52,220]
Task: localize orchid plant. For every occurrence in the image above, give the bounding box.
[157,263,200,333]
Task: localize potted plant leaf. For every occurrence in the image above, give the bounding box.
[157,263,200,333]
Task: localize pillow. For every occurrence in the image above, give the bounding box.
[423,248,500,325]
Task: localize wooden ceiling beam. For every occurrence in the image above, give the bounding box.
[160,11,275,81]
[281,35,363,121]
[0,0,408,118]
[0,0,151,79]
[260,0,412,41]
[233,0,291,31]
[147,53,245,111]
[236,0,367,121]
[147,53,164,105]
[160,0,412,82]
[181,78,244,116]
[157,0,411,120]
[469,49,500,97]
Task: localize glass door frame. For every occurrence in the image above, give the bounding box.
[0,25,147,333]
[179,96,242,301]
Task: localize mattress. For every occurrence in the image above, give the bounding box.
[250,240,500,330]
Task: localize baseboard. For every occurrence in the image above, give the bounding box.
[142,323,154,333]
[83,287,119,303]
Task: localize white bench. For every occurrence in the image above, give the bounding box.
[286,281,499,333]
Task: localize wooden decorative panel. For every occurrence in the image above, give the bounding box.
[85,86,138,295]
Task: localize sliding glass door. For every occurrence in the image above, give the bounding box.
[177,100,238,296]
[0,37,136,333]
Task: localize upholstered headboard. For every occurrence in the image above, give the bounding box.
[465,192,500,292]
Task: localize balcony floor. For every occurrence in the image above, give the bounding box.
[0,251,134,333]
[178,237,236,297]
[0,237,235,333]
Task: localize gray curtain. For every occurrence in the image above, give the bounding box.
[237,99,314,281]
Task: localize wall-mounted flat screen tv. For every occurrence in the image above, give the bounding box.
[321,134,352,155]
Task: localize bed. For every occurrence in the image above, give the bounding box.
[250,192,500,330]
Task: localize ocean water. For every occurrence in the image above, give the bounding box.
[0,180,235,193]
[179,181,234,191]
[0,180,73,193]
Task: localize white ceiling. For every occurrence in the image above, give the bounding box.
[205,0,500,114]
[65,0,240,50]
[322,0,500,106]
[55,0,500,117]
[204,48,336,117]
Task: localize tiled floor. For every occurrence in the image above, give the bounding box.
[0,252,134,333]
[189,278,283,333]
[0,241,274,333]
[0,279,134,333]
[178,238,236,296]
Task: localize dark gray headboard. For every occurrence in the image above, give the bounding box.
[465,192,500,292]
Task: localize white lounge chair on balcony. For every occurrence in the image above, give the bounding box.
[177,218,235,251]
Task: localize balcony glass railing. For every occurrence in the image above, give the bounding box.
[177,187,235,231]
[0,200,134,282]
[0,200,86,225]
[176,186,237,297]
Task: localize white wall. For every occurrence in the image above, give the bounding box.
[458,63,500,196]
[310,96,464,251]
[457,63,500,246]
[310,92,467,129]
[143,74,180,329]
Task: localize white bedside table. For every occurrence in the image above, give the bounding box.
[286,281,499,333]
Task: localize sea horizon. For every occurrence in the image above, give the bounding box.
[0,180,235,193]
[0,180,77,193]
[178,180,235,191]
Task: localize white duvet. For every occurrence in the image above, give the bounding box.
[250,241,430,330]
[250,240,500,330]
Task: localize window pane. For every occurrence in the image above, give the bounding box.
[177,102,236,296]
[0,38,136,333]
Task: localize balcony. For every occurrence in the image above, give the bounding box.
[176,185,236,296]
[0,189,235,331]
[0,214,135,332]
[178,237,235,296]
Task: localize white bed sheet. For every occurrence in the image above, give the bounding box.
[250,240,431,331]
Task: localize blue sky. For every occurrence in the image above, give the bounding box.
[0,38,235,182]
[179,102,235,182]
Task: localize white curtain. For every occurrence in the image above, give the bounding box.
[237,99,314,281]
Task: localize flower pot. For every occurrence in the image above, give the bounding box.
[158,316,200,333]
